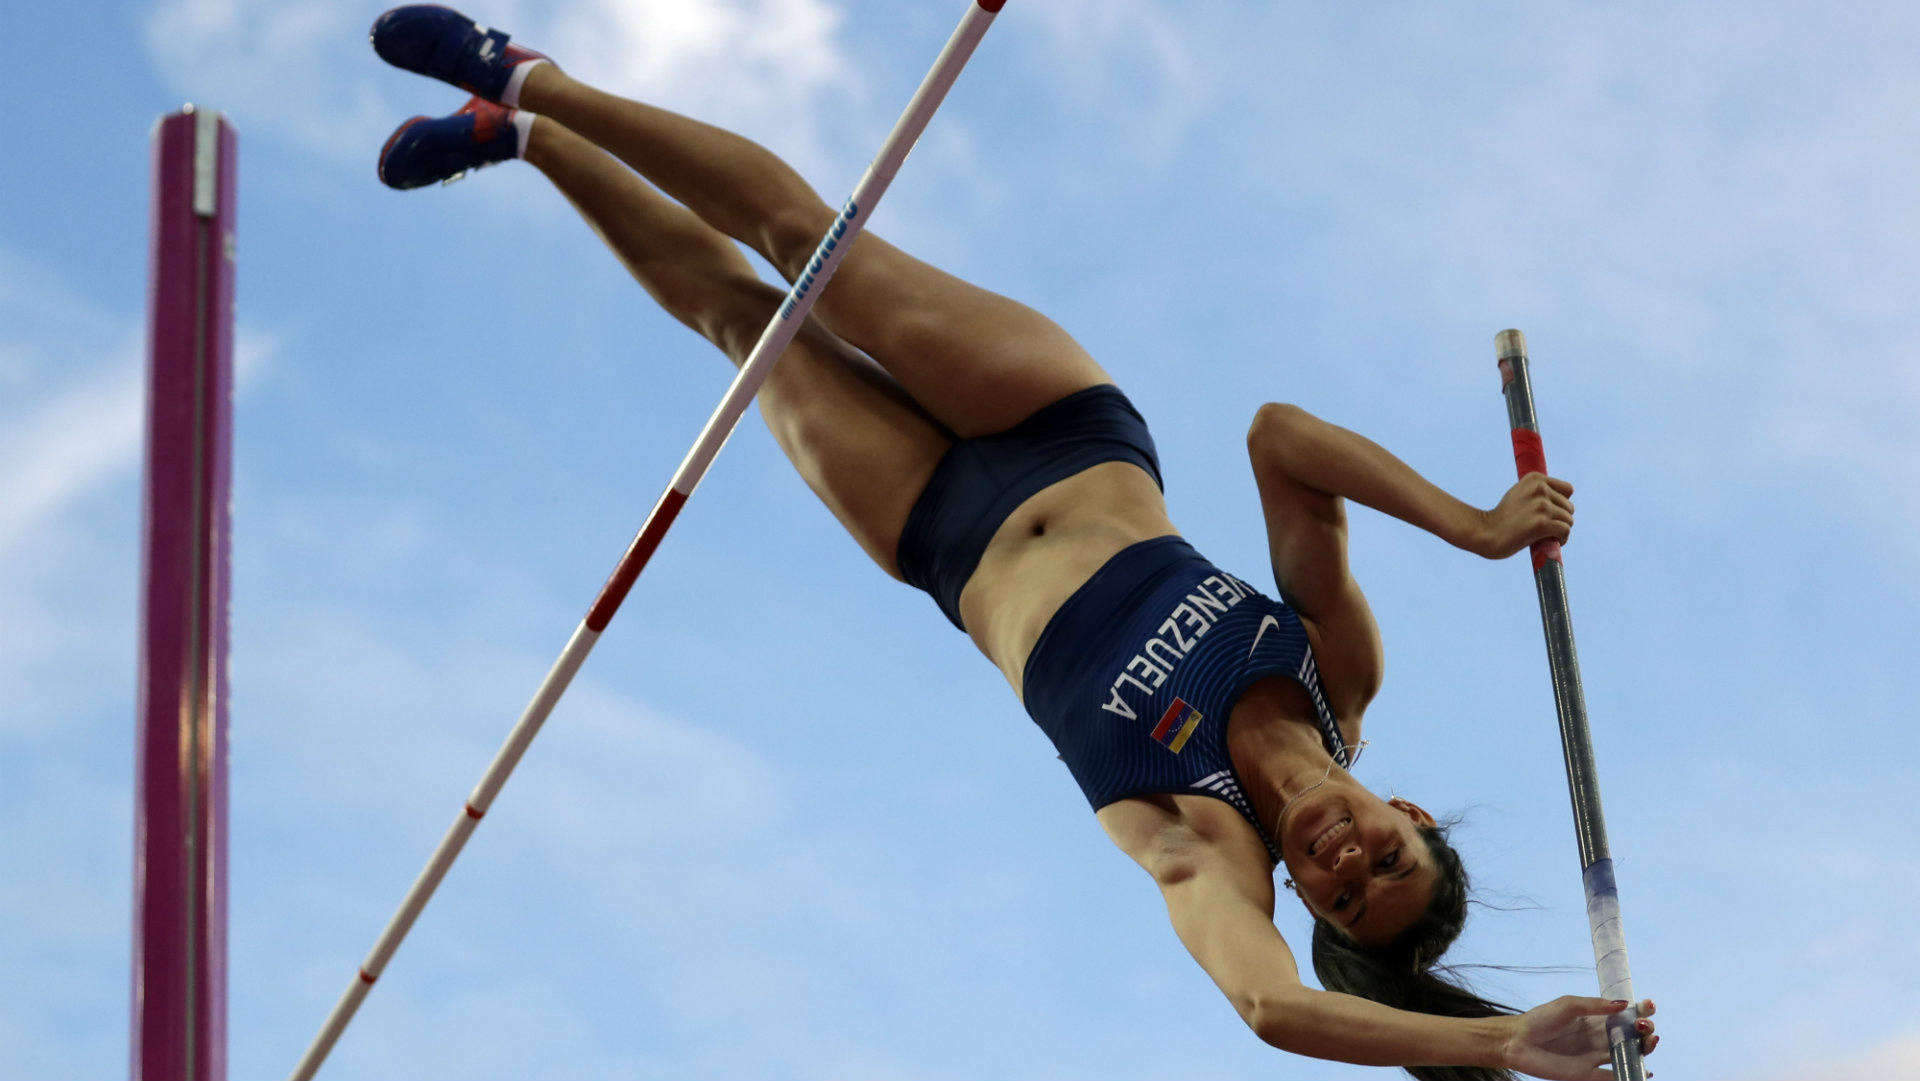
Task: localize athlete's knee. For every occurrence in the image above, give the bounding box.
[637,264,773,362]
[759,203,838,282]
[702,276,789,363]
[1246,402,1313,451]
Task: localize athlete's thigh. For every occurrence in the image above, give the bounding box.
[772,213,1112,438]
[745,301,953,580]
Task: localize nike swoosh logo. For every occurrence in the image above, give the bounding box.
[1248,614,1281,658]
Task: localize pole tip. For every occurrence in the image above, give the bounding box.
[1495,328,1528,361]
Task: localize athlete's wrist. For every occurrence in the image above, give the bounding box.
[1483,1012,1526,1072]
[1441,499,1492,556]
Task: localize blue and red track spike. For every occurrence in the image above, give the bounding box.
[369,5,547,101]
[378,97,519,189]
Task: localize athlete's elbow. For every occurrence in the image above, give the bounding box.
[1243,986,1321,1053]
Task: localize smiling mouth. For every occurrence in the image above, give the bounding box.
[1307,817,1352,858]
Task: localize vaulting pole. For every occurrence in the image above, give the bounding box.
[1494,329,1644,1081]
[134,104,237,1081]
[287,4,1008,1077]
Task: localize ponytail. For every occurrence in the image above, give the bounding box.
[1310,824,1517,1081]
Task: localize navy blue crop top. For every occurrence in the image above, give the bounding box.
[1020,536,1352,863]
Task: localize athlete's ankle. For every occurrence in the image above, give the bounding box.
[520,112,561,169]
[508,60,563,113]
[511,109,539,159]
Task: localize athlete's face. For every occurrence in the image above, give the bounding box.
[1279,783,1439,945]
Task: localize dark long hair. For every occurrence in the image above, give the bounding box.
[1310,823,1517,1081]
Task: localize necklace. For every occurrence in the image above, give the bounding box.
[1272,738,1368,888]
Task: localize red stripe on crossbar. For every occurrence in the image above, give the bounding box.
[977,0,1006,10]
[464,803,485,820]
[358,968,377,985]
[585,487,690,632]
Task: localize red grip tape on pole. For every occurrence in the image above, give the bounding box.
[1511,428,1548,479]
[1530,539,1562,570]
[1509,428,1562,570]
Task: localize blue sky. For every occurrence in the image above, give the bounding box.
[5,1,1918,1078]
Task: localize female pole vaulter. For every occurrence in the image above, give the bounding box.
[367,8,1657,1078]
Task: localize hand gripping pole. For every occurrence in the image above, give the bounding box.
[1494,329,1645,1081]
[287,5,1007,1077]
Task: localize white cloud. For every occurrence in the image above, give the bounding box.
[144,0,394,163]
[236,600,930,1077]
[1023,0,1216,153]
[0,248,276,739]
[0,258,276,562]
[542,0,855,152]
[144,0,861,174]
[0,345,142,559]
[1757,1032,1920,1081]
[1225,5,1920,573]
[0,255,145,732]
[510,678,779,849]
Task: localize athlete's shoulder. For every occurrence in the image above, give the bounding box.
[1098,792,1271,884]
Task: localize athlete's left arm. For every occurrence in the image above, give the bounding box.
[1246,402,1573,566]
[1245,404,1573,707]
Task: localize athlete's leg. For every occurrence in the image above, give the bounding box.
[525,117,949,578]
[516,64,1112,438]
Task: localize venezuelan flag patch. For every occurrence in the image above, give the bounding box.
[1150,698,1204,754]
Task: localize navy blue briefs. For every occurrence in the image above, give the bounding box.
[1020,535,1352,863]
[897,384,1163,631]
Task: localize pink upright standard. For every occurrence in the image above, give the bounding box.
[133,104,236,1081]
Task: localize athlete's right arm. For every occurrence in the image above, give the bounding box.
[1147,836,1517,1073]
[1101,800,1516,1072]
